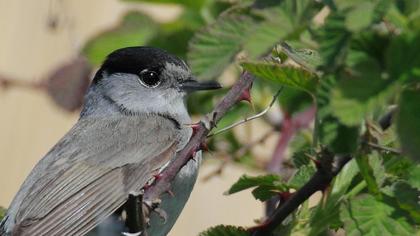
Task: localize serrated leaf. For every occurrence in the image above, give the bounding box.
[188,14,255,80]
[397,87,420,161]
[244,7,294,58]
[340,194,415,236]
[288,165,316,189]
[199,225,249,236]
[389,181,420,223]
[280,42,322,74]
[291,150,311,168]
[242,62,318,94]
[82,12,157,65]
[225,174,288,195]
[318,13,351,71]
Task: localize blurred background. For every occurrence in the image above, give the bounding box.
[0,0,274,235]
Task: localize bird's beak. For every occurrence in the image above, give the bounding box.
[180,79,222,92]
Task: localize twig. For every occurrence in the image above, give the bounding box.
[0,75,43,90]
[143,71,255,202]
[364,142,401,155]
[207,88,283,137]
[251,154,352,236]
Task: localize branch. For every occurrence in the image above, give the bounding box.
[143,71,255,202]
[251,154,352,236]
[0,75,43,90]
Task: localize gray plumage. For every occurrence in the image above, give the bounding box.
[0,47,220,236]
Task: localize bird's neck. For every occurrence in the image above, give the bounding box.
[80,86,192,127]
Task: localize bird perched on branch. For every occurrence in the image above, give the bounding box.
[0,47,221,236]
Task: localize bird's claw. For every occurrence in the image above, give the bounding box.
[143,199,167,223]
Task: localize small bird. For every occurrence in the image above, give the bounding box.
[0,47,221,236]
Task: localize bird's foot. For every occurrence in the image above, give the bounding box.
[143,199,168,223]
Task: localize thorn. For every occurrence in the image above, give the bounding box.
[239,85,252,103]
[190,150,197,160]
[166,190,175,197]
[142,183,151,190]
[153,173,163,181]
[185,122,201,135]
[305,153,321,169]
[279,191,292,202]
[200,142,209,152]
[154,208,168,223]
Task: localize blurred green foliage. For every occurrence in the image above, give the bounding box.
[80,0,420,235]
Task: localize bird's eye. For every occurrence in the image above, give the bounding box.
[138,69,160,88]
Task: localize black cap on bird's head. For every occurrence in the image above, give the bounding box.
[92,46,221,92]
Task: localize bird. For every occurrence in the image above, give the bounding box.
[0,46,221,236]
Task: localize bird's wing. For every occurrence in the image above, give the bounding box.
[9,115,182,236]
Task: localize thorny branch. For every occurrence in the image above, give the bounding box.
[251,108,397,235]
[252,154,352,236]
[143,71,255,202]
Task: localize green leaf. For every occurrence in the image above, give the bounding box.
[397,87,420,161]
[244,7,294,58]
[291,150,311,168]
[199,225,249,236]
[318,116,360,154]
[355,152,384,197]
[340,194,415,236]
[241,62,318,94]
[318,13,351,71]
[317,75,359,154]
[389,181,420,223]
[188,14,255,80]
[330,52,395,126]
[407,164,420,190]
[308,159,359,236]
[279,42,322,74]
[386,32,420,82]
[251,185,281,201]
[278,87,313,114]
[225,174,288,196]
[345,2,376,32]
[331,158,360,196]
[82,12,157,65]
[288,165,316,189]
